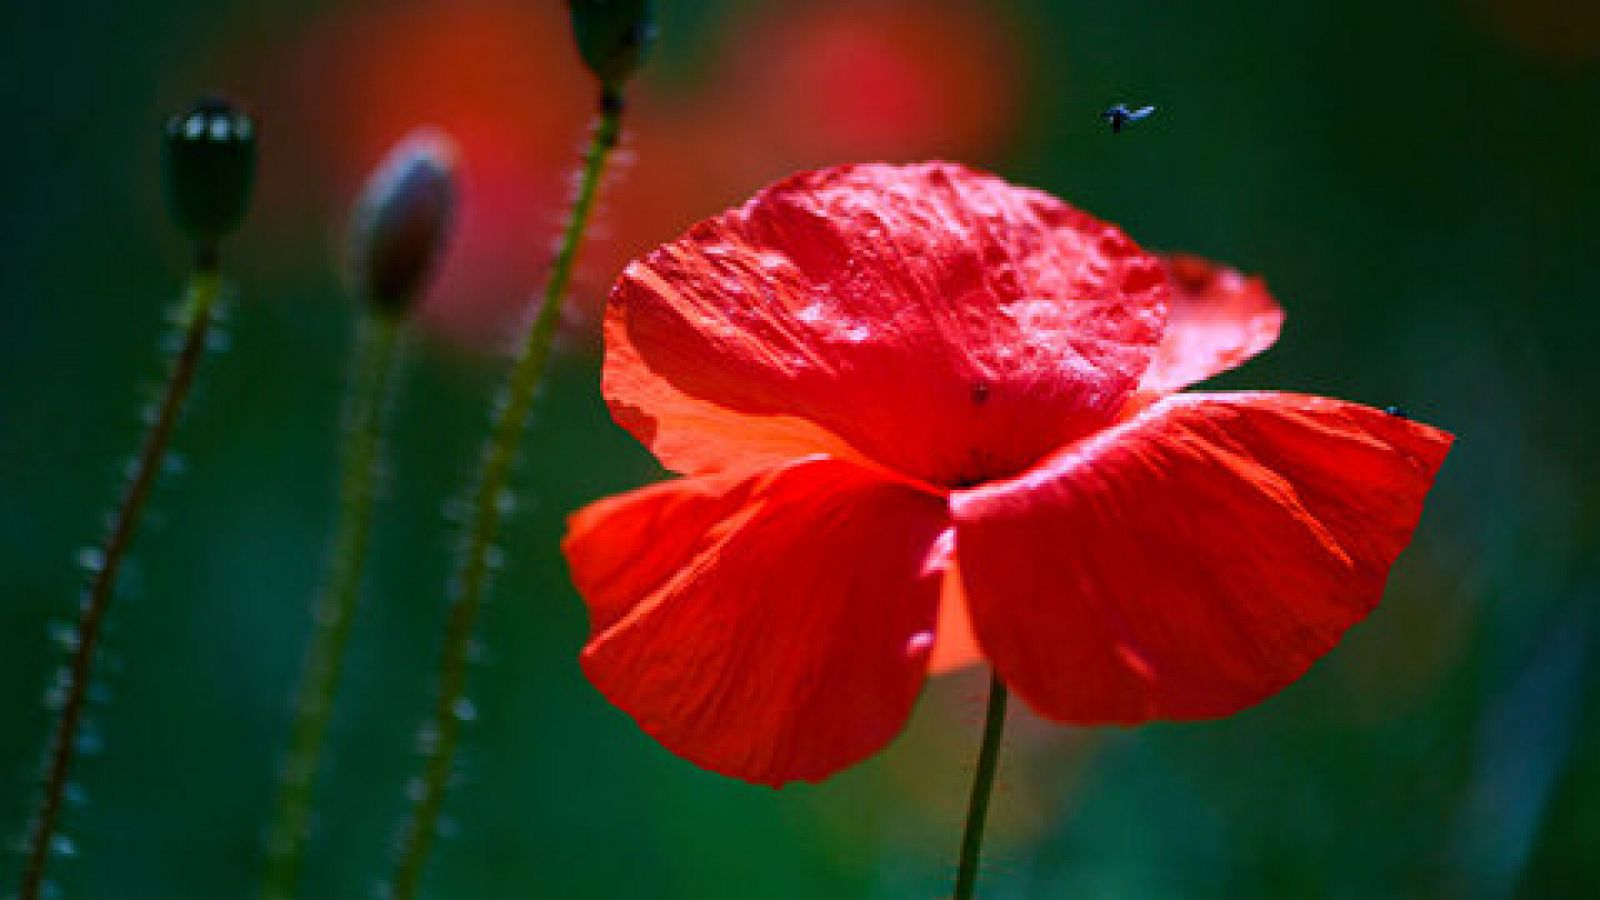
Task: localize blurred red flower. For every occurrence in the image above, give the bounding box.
[562,162,1454,786]
[283,0,590,345]
[277,0,1025,347]
[713,0,1022,166]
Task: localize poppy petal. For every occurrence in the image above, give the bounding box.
[565,458,951,785]
[606,161,1168,485]
[603,306,871,476]
[952,392,1453,723]
[927,530,984,674]
[1139,254,1284,394]
[564,470,753,635]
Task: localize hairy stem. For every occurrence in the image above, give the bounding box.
[386,90,624,900]
[953,672,1009,900]
[18,263,223,900]
[260,314,403,900]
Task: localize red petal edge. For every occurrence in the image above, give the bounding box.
[604,161,1168,486]
[564,458,950,785]
[1139,254,1285,395]
[952,392,1453,724]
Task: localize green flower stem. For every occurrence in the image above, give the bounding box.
[18,264,223,900]
[260,313,404,900]
[954,672,1009,900]
[387,91,624,900]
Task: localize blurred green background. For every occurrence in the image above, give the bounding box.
[3,1,1598,897]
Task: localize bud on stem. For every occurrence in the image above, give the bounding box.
[568,0,657,88]
[162,96,257,256]
[347,129,459,318]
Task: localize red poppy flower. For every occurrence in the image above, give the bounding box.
[563,162,1453,786]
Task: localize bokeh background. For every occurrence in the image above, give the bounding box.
[3,0,1598,897]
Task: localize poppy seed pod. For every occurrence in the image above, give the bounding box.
[347,129,459,318]
[162,96,257,247]
[568,0,657,87]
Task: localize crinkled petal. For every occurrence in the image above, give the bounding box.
[1139,254,1284,394]
[952,392,1453,724]
[602,308,870,476]
[606,161,1168,485]
[564,458,951,785]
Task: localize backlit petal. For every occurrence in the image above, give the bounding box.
[602,307,870,476]
[927,531,984,675]
[1139,254,1284,394]
[565,458,950,785]
[952,392,1453,724]
[565,471,752,635]
[605,162,1168,485]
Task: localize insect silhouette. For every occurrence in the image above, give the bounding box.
[1101,103,1156,134]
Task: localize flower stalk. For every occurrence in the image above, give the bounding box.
[259,128,454,900]
[954,671,1009,900]
[386,91,624,900]
[18,263,223,900]
[19,96,254,900]
[260,314,403,900]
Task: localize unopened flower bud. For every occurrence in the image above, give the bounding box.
[568,0,657,88]
[162,96,257,248]
[347,129,459,318]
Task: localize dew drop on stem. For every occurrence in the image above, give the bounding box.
[415,724,440,756]
[75,547,105,574]
[47,621,79,651]
[63,783,88,808]
[74,725,104,757]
